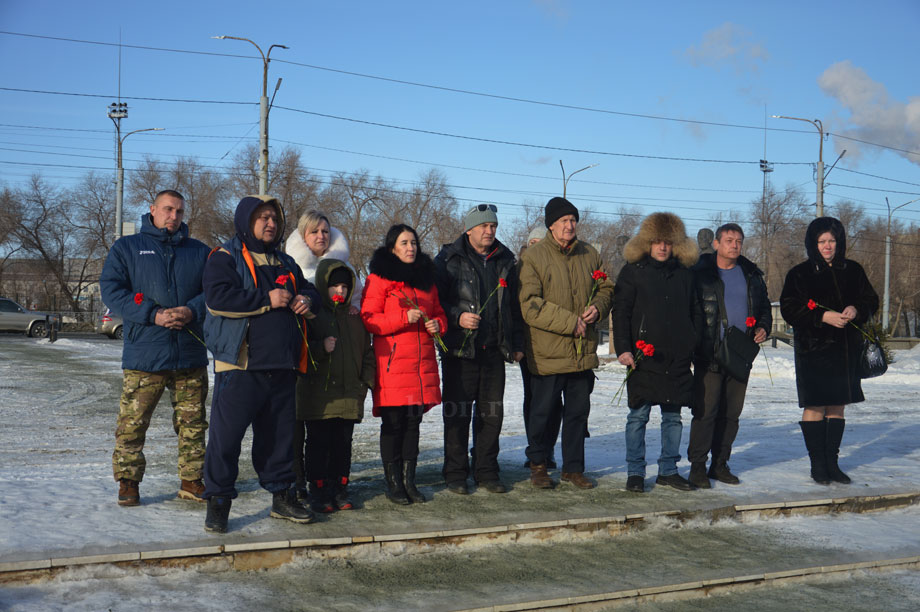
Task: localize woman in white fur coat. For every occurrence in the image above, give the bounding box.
[285,210,364,500]
[285,211,363,308]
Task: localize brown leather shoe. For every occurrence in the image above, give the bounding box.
[118,479,140,506]
[178,479,207,502]
[529,463,555,489]
[561,472,595,489]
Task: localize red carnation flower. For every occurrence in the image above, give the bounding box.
[807,299,817,311]
[746,317,757,328]
[331,294,345,304]
[635,340,646,350]
[134,293,144,305]
[498,278,508,288]
[275,274,290,287]
[642,343,655,357]
[592,270,608,281]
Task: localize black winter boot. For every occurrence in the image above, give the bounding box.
[403,460,427,503]
[799,421,831,485]
[383,461,411,505]
[271,488,315,523]
[204,496,231,533]
[708,461,740,485]
[309,480,336,513]
[825,418,851,484]
[689,462,711,489]
[334,476,354,510]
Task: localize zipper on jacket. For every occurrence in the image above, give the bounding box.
[386,336,396,373]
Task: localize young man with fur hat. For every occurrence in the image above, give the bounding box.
[434,204,524,494]
[201,195,321,533]
[613,212,703,493]
[518,197,614,490]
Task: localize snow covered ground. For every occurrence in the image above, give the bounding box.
[1,335,919,610]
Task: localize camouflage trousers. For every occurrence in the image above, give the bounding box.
[113,367,209,482]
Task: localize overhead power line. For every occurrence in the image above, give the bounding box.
[2,30,917,158]
[0,86,810,166]
[838,167,920,188]
[273,105,808,166]
[0,87,253,105]
[0,30,253,59]
[831,183,920,196]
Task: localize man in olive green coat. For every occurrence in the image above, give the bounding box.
[295,258,375,512]
[518,197,614,490]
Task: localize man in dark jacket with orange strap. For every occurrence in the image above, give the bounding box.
[201,195,320,533]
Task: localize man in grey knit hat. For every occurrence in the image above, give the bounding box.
[434,204,524,495]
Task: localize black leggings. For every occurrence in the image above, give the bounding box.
[379,405,423,463]
[305,418,356,482]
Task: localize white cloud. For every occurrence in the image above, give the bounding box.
[685,22,769,75]
[532,0,570,21]
[818,61,920,167]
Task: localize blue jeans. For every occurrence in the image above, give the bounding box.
[625,403,683,477]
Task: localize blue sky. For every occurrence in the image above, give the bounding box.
[2,0,919,239]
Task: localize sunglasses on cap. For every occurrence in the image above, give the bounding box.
[475,204,497,212]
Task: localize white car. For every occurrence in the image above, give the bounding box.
[0,297,55,337]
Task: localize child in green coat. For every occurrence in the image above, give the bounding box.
[296,258,375,512]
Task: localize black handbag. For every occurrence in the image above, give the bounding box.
[858,334,888,379]
[713,291,760,383]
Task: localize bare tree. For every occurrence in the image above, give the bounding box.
[128,155,232,246]
[226,144,322,242]
[0,186,23,289]
[383,169,462,254]
[69,171,116,255]
[503,200,545,258]
[317,170,387,276]
[9,175,102,311]
[746,185,811,298]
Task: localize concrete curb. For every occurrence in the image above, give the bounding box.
[454,555,920,611]
[1,491,917,585]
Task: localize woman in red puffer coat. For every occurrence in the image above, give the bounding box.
[361,224,447,506]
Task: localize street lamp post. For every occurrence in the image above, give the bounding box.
[882,196,920,331]
[108,104,163,241]
[772,115,825,217]
[213,35,288,195]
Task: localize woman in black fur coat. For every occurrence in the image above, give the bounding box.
[780,217,878,485]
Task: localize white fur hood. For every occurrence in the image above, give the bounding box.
[285,225,363,306]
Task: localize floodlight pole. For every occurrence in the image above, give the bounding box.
[108,102,163,240]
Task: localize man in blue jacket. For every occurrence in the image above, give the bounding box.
[201,195,320,533]
[100,190,211,507]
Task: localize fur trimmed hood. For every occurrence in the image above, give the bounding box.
[623,212,699,267]
[368,246,437,290]
[805,216,847,267]
[285,224,352,283]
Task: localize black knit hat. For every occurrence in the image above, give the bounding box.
[328,266,353,290]
[544,196,579,228]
